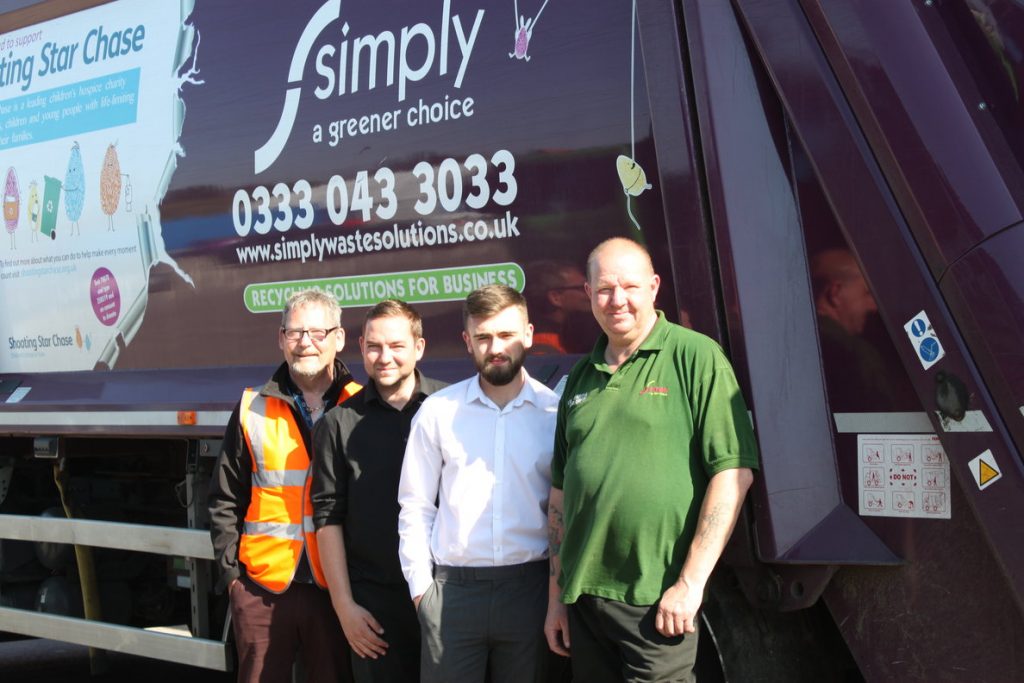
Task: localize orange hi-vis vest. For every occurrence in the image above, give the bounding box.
[237,381,361,593]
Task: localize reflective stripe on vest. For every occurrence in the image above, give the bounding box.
[237,381,360,593]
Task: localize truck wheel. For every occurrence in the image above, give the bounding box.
[35,575,83,617]
[33,507,73,571]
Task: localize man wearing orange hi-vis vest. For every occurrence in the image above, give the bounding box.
[209,290,360,683]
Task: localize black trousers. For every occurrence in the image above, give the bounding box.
[349,580,421,683]
[567,594,699,683]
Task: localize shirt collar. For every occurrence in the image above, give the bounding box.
[589,311,668,368]
[466,368,538,409]
[638,311,670,351]
[363,369,433,407]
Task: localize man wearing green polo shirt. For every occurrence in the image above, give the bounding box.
[544,237,759,682]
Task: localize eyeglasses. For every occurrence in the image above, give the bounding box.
[281,327,339,342]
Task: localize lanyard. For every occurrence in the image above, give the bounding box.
[290,389,319,430]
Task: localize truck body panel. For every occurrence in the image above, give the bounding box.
[1,1,1022,680]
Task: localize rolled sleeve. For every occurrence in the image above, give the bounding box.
[310,411,346,529]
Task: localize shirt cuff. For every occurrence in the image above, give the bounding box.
[311,502,344,527]
[408,569,434,599]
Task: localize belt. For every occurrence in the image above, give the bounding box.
[434,560,547,581]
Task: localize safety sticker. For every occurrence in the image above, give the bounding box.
[858,434,950,519]
[904,311,945,370]
[968,450,1002,491]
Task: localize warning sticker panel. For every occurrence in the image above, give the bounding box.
[903,310,946,370]
[858,434,951,519]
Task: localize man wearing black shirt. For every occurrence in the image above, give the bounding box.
[312,299,445,683]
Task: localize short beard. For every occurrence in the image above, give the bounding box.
[478,354,524,386]
[289,360,328,380]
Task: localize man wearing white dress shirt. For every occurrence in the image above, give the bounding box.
[398,284,559,683]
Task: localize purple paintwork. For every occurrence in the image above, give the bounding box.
[941,225,1024,455]
[674,0,899,573]
[721,0,1024,679]
[632,0,724,341]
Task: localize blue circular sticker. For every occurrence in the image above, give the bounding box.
[910,319,927,338]
[919,337,940,362]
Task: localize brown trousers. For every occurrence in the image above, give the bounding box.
[230,575,352,683]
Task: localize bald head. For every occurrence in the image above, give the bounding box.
[811,249,862,290]
[585,237,660,350]
[811,248,877,335]
[586,237,655,285]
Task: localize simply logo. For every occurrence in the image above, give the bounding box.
[255,0,485,174]
[639,381,668,397]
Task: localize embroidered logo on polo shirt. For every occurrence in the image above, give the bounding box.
[567,392,589,407]
[639,381,669,397]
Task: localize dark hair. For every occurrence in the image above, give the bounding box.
[463,284,527,326]
[363,299,423,339]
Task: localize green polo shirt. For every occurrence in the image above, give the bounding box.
[552,312,759,605]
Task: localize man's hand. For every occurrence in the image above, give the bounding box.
[337,601,388,659]
[544,599,571,656]
[657,468,754,638]
[412,593,424,611]
[655,578,702,637]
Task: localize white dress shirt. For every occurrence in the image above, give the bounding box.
[398,370,558,598]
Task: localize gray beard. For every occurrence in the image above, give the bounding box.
[289,360,329,380]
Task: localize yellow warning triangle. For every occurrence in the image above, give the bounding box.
[979,459,1000,485]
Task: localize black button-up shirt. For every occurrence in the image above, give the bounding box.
[311,372,446,585]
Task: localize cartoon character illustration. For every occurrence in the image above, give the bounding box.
[26,180,41,243]
[123,176,133,213]
[617,154,651,232]
[64,142,85,236]
[509,0,549,61]
[40,175,61,240]
[619,0,652,232]
[3,167,19,249]
[617,155,652,197]
[100,143,126,231]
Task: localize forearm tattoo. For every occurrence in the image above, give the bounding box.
[548,505,564,576]
[548,507,563,554]
[695,502,725,550]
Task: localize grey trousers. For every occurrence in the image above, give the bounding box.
[417,561,548,683]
